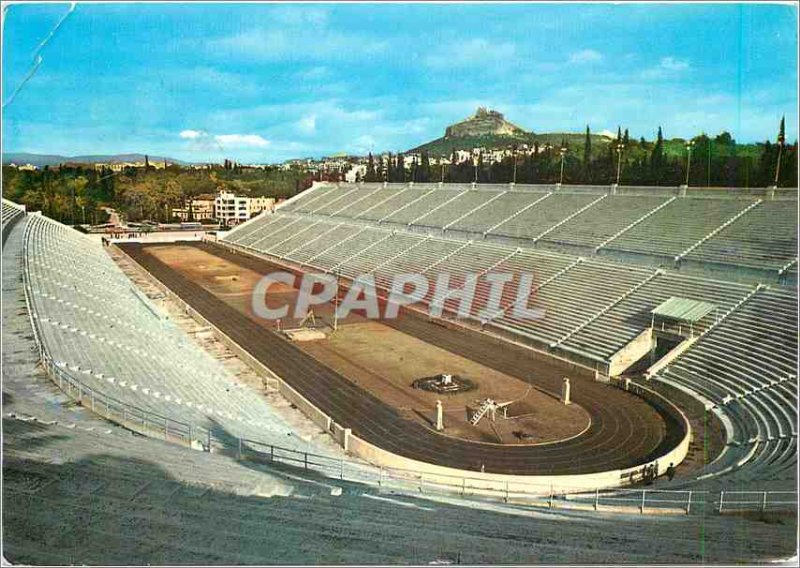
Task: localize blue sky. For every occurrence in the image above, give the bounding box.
[2,2,797,163]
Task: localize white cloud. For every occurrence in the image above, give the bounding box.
[425,39,516,69]
[659,56,689,71]
[296,114,317,135]
[569,49,602,64]
[157,67,261,99]
[350,134,377,155]
[209,24,385,62]
[641,56,691,79]
[208,100,383,134]
[181,129,269,148]
[179,129,204,139]
[214,134,270,148]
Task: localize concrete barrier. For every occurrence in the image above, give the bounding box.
[608,328,654,377]
[349,435,621,495]
[616,380,692,483]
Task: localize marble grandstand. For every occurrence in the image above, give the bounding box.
[19,212,329,455]
[220,181,798,488]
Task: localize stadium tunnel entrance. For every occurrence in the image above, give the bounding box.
[615,332,684,377]
[608,297,715,378]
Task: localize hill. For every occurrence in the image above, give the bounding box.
[408,107,610,156]
[405,107,773,163]
[445,107,526,138]
[2,152,188,167]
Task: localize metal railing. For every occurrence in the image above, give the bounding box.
[563,488,798,514]
[16,219,799,515]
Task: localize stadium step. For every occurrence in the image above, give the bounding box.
[595,196,677,252]
[677,199,763,261]
[408,189,469,226]
[444,190,507,232]
[533,194,607,243]
[378,187,439,223]
[480,256,584,324]
[483,192,552,237]
[553,268,663,348]
[328,186,384,217]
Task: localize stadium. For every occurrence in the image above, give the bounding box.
[2,179,797,564]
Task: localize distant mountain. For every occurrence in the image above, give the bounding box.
[408,107,611,156]
[2,152,188,167]
[445,107,527,138]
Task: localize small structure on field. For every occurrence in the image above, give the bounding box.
[412,373,476,394]
[282,309,328,341]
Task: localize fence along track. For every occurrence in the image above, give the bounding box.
[13,220,797,514]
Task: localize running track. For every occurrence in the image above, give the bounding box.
[120,242,684,476]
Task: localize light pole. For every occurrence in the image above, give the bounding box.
[559,147,568,185]
[684,140,695,187]
[774,139,785,187]
[473,157,479,183]
[614,142,625,186]
[441,162,446,183]
[512,147,518,184]
[333,269,340,332]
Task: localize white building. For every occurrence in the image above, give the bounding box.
[214,191,275,227]
[171,195,216,222]
[345,164,367,182]
[8,163,38,171]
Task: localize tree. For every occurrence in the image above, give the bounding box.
[758,140,775,186]
[395,154,405,182]
[623,129,630,146]
[377,155,387,181]
[715,131,734,145]
[650,126,665,183]
[774,116,787,186]
[476,152,486,182]
[69,176,89,225]
[420,151,431,182]
[582,125,592,183]
[365,152,377,182]
[386,153,394,182]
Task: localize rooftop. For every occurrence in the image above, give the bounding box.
[651,297,717,323]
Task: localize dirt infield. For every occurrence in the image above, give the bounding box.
[145,244,591,446]
[119,241,684,475]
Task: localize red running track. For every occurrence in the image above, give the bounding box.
[120,242,685,476]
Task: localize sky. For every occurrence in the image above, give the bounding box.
[2,2,798,163]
